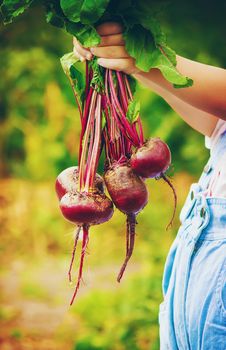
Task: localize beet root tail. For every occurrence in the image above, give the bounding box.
[68,226,81,283]
[161,173,177,230]
[117,214,136,283]
[70,225,89,305]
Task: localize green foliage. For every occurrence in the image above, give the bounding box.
[60,0,82,23]
[61,52,85,106]
[65,21,100,47]
[89,57,105,92]
[0,0,33,23]
[126,99,140,124]
[0,0,192,87]
[79,0,110,25]
[123,18,192,88]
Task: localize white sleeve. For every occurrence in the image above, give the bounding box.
[205,119,226,152]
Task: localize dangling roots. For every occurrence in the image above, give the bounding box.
[161,173,177,230]
[68,226,81,283]
[117,213,136,282]
[70,225,89,305]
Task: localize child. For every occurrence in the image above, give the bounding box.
[73,22,226,350]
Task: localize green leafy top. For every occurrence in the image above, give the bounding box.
[0,0,34,23]
[0,0,193,88]
[126,99,140,124]
[60,51,85,106]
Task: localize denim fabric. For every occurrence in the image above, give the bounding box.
[159,132,226,350]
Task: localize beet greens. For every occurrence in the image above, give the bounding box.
[1,0,193,88]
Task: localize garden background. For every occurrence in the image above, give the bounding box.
[0,1,225,349]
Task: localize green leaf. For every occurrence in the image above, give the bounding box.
[60,52,85,105]
[70,65,85,101]
[60,0,83,23]
[45,0,66,29]
[89,57,104,93]
[102,111,106,129]
[60,52,79,75]
[0,0,34,24]
[141,17,177,66]
[124,24,192,88]
[65,21,100,47]
[46,11,65,28]
[123,24,156,72]
[80,0,110,24]
[126,99,140,124]
[60,0,110,25]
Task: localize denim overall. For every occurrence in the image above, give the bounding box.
[159,131,226,350]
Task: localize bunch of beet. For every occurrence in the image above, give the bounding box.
[56,60,177,304]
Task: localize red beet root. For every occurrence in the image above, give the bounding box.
[104,163,148,215]
[55,166,104,200]
[60,191,114,226]
[104,163,148,281]
[131,138,177,228]
[131,138,171,179]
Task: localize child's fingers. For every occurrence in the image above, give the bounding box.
[97,58,139,75]
[73,48,86,62]
[99,33,125,47]
[96,22,123,36]
[73,37,92,60]
[90,46,129,59]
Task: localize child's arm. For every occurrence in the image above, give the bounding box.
[144,80,218,136]
[133,57,226,121]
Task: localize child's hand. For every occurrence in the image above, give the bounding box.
[73,22,140,75]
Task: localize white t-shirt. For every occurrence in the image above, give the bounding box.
[205,119,226,198]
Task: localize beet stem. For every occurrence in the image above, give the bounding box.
[70,225,89,305]
[124,75,144,145]
[67,76,82,120]
[85,94,102,191]
[117,214,136,283]
[79,91,97,190]
[109,71,140,146]
[68,226,81,283]
[161,173,177,230]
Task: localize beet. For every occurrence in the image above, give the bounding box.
[60,191,114,226]
[104,163,148,215]
[55,166,104,200]
[104,163,148,282]
[131,138,171,179]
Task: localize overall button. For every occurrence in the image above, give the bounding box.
[203,164,212,174]
[200,207,206,218]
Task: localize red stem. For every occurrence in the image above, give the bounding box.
[79,87,94,163]
[109,71,140,146]
[85,94,102,191]
[124,75,144,145]
[79,90,97,191]
[68,76,82,120]
[116,71,128,112]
